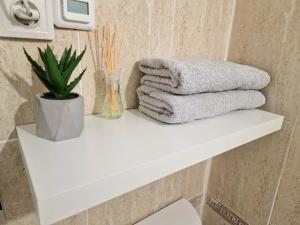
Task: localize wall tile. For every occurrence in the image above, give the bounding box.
[0,39,43,141]
[5,213,38,225]
[174,0,235,59]
[0,211,5,225]
[147,0,174,58]
[228,0,300,122]
[269,122,300,225]
[0,141,35,222]
[54,212,86,225]
[202,204,231,225]
[206,122,292,225]
[88,161,206,225]
[4,212,87,225]
[78,30,105,114]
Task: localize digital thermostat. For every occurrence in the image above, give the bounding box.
[53,0,95,30]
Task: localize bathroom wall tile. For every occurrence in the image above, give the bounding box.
[228,0,300,122]
[202,204,231,225]
[5,213,38,225]
[147,0,174,58]
[0,30,78,141]
[5,211,87,225]
[269,122,300,225]
[206,121,292,225]
[183,162,207,200]
[0,39,43,141]
[0,211,5,225]
[0,141,35,222]
[88,161,206,225]
[54,212,87,225]
[174,0,235,59]
[78,30,105,114]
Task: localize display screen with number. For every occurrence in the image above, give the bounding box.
[67,0,89,15]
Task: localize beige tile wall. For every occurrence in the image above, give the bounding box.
[203,0,300,225]
[202,205,231,225]
[228,0,300,122]
[203,122,293,225]
[0,0,235,224]
[269,121,300,225]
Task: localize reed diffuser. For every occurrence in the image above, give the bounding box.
[99,23,125,119]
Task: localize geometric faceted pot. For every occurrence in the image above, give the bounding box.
[36,93,84,141]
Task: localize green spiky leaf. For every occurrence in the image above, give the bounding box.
[23,48,47,79]
[32,67,55,94]
[38,47,46,64]
[59,47,70,73]
[64,68,86,96]
[62,47,86,83]
[43,46,64,94]
[24,45,86,99]
[63,46,73,70]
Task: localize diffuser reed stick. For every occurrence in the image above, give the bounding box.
[98,23,125,72]
[98,23,125,118]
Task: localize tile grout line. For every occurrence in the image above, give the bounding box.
[86,210,89,225]
[0,138,18,144]
[200,158,212,219]
[266,104,300,225]
[76,31,83,96]
[169,0,177,56]
[224,0,237,61]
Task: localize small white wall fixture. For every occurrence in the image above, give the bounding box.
[53,0,95,30]
[0,0,54,40]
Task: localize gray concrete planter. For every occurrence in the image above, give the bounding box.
[36,93,84,141]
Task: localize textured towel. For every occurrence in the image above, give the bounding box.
[137,85,266,124]
[139,58,270,95]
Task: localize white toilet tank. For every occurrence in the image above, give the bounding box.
[135,198,202,225]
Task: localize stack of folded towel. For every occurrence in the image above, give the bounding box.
[137,58,270,124]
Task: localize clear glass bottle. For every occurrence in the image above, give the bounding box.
[102,70,124,119]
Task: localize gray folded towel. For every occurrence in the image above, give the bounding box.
[137,85,266,124]
[139,58,270,94]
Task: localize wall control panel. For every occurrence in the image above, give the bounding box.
[53,0,95,30]
[0,0,95,40]
[0,0,54,40]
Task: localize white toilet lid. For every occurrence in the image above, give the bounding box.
[135,198,202,225]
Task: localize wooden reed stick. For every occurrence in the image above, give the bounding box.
[99,23,125,117]
[99,23,125,72]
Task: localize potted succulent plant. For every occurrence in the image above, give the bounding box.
[24,45,86,141]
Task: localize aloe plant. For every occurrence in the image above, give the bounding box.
[23,45,86,99]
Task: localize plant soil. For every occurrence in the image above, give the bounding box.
[41,92,79,100]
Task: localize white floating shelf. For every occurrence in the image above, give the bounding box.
[17,109,283,225]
